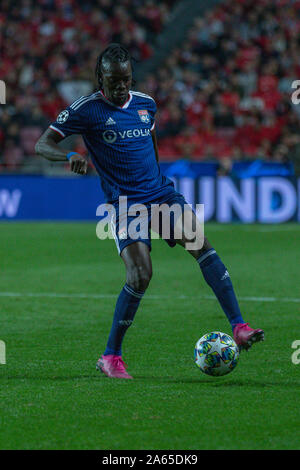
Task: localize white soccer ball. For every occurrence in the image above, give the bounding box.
[194,331,239,376]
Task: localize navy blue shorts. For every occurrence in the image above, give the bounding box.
[110,191,190,255]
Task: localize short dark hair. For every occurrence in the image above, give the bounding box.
[95,43,132,88]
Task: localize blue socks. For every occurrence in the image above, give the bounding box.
[104,283,144,356]
[197,249,244,331]
[104,249,243,356]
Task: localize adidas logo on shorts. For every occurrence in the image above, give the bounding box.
[221,270,230,281]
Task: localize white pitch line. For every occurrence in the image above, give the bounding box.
[0,292,299,303]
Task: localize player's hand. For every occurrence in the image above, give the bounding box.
[69,154,88,175]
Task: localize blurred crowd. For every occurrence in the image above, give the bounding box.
[0,0,176,170]
[1,0,300,175]
[139,0,300,174]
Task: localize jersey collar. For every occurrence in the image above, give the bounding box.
[99,90,133,109]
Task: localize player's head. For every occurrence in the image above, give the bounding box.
[95,43,133,106]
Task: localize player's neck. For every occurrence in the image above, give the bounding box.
[100,89,130,107]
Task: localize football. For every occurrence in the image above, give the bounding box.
[194,332,239,376]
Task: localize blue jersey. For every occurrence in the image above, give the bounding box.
[50,90,174,203]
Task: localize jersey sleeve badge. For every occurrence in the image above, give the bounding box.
[56,110,70,123]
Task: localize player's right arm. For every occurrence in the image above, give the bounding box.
[35,128,87,175]
[36,103,89,174]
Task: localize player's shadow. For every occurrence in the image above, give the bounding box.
[0,374,99,381]
[2,374,300,388]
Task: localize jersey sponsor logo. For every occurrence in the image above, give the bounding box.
[102,130,117,143]
[56,110,69,123]
[102,128,151,143]
[138,109,150,123]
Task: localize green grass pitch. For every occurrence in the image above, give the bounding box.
[0,222,300,450]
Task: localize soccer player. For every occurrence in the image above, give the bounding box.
[36,43,264,379]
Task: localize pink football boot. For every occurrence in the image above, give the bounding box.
[233,323,264,351]
[96,355,133,379]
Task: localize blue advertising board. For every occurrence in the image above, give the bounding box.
[0,174,299,223]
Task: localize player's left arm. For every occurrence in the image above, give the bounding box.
[151,128,159,164]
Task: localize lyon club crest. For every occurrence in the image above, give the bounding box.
[138,109,150,123]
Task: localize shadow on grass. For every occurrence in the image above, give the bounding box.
[0,374,99,381]
[1,373,300,388]
[135,376,300,387]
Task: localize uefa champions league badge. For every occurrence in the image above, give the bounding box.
[56,110,69,123]
[138,110,150,123]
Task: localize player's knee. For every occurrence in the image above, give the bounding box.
[187,236,213,259]
[127,264,152,292]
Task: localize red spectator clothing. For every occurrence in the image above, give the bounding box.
[235,124,262,149]
[220,91,240,110]
[41,96,66,121]
[157,108,173,129]
[53,15,76,31]
[145,5,163,32]
[174,133,204,157]
[186,101,207,128]
[256,35,269,50]
[138,42,153,60]
[259,121,282,143]
[258,75,279,93]
[199,129,220,146]
[252,89,282,111]
[158,137,178,160]
[197,130,232,158]
[276,114,288,128]
[0,129,4,147]
[3,145,24,169]
[293,63,300,77]
[0,57,14,76]
[77,14,100,36]
[236,45,260,69]
[55,0,77,9]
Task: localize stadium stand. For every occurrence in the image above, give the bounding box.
[0,0,300,175]
[0,0,178,171]
[138,0,300,172]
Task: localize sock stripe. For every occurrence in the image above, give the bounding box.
[124,284,145,299]
[197,249,216,265]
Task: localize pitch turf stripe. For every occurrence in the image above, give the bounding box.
[0,292,299,303]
